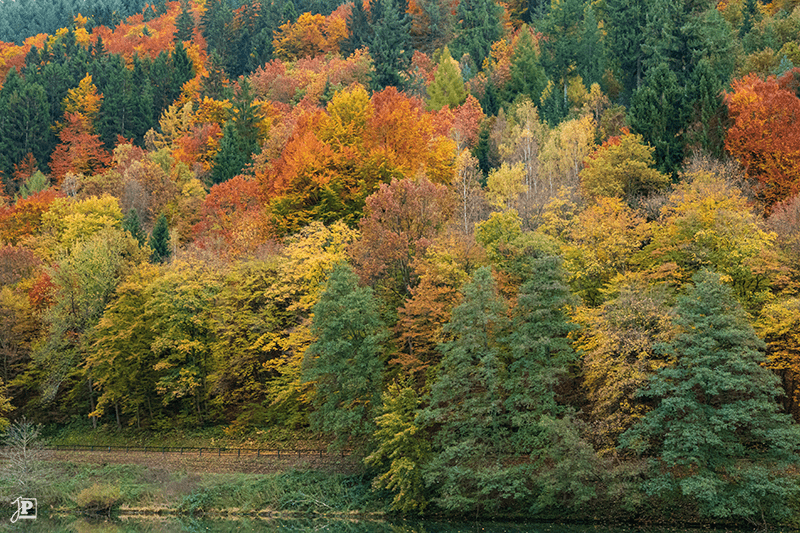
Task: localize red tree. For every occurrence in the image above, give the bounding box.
[725,74,800,209]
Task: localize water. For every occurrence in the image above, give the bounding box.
[0,515,748,533]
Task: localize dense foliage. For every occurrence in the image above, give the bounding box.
[2,0,800,525]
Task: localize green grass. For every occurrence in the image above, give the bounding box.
[0,461,384,516]
[44,421,330,450]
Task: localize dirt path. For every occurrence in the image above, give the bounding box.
[45,449,362,475]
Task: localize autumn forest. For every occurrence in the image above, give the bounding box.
[1,0,800,524]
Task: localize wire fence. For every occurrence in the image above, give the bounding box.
[43,444,350,459]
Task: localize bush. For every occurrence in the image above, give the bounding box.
[74,483,122,515]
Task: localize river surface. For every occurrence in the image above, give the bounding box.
[0,515,753,533]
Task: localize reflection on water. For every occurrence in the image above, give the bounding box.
[0,515,743,533]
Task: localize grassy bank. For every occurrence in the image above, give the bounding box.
[45,423,330,451]
[0,461,385,518]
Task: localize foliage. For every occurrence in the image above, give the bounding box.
[74,483,122,514]
[620,270,800,522]
[303,263,386,452]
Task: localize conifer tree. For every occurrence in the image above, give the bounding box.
[175,0,195,42]
[303,262,386,451]
[419,267,510,512]
[149,213,171,263]
[449,0,502,71]
[427,47,467,110]
[620,270,800,521]
[123,208,146,246]
[505,255,577,449]
[370,0,412,90]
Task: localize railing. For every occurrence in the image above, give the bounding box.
[43,444,349,458]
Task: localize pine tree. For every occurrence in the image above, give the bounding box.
[149,213,171,263]
[302,262,386,451]
[419,267,511,512]
[341,0,372,56]
[504,27,547,107]
[370,0,412,90]
[427,47,467,110]
[175,0,195,42]
[620,270,800,521]
[505,255,577,450]
[449,0,502,71]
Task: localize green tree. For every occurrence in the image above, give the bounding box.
[419,267,511,512]
[303,262,386,451]
[505,27,547,106]
[122,208,146,246]
[364,379,431,513]
[629,62,686,175]
[449,0,502,72]
[211,79,261,184]
[427,47,467,110]
[175,0,195,42]
[620,270,800,522]
[149,213,170,263]
[504,254,577,450]
[370,0,412,90]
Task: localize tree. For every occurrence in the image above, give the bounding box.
[427,47,467,111]
[505,27,547,106]
[629,62,686,175]
[577,279,675,454]
[580,130,669,204]
[149,213,170,263]
[175,0,196,42]
[370,0,412,90]
[449,0,502,72]
[351,177,455,300]
[724,74,800,209]
[504,254,577,451]
[620,270,800,522]
[302,262,386,451]
[419,267,511,512]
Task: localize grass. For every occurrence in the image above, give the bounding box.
[44,422,331,451]
[0,460,384,517]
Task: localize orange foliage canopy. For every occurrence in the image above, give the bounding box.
[255,86,456,235]
[272,5,351,61]
[49,113,112,181]
[725,74,800,208]
[0,189,63,245]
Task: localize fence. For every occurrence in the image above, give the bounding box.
[45,444,349,459]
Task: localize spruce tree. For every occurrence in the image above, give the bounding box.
[123,208,146,246]
[370,0,412,90]
[303,263,386,451]
[149,213,171,263]
[629,62,685,175]
[175,0,195,42]
[505,255,577,450]
[504,27,547,107]
[419,267,511,512]
[449,0,502,71]
[620,270,800,521]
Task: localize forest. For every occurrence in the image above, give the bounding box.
[1,0,800,524]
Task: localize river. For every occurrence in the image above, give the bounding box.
[0,515,753,533]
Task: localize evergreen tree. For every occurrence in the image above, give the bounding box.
[685,58,727,158]
[211,79,261,184]
[370,0,413,90]
[629,62,685,175]
[303,262,386,451]
[449,0,502,76]
[0,73,53,177]
[175,0,195,42]
[123,208,146,246]
[149,213,171,263]
[341,0,372,56]
[620,270,800,522]
[604,0,647,100]
[504,27,547,106]
[419,267,511,512]
[427,47,467,110]
[505,255,577,450]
